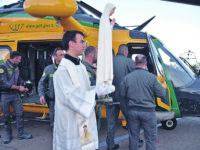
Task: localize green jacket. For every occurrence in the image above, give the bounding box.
[82,61,96,86]
[38,63,58,100]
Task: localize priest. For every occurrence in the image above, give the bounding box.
[53,30,111,150]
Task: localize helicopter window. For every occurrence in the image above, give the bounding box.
[0,46,12,62]
[157,46,195,88]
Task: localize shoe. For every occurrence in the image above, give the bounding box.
[138,139,144,147]
[4,135,13,144]
[17,132,32,140]
[107,144,120,150]
[123,125,128,130]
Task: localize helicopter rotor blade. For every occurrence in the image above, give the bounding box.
[133,16,155,31]
[77,1,122,27]
[77,1,102,18]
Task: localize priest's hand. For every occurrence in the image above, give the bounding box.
[96,81,115,96]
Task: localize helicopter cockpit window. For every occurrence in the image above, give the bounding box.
[157,46,195,87]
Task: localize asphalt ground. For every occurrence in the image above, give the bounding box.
[0,116,200,150]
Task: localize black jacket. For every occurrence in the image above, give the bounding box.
[0,59,24,93]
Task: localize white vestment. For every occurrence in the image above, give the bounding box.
[96,3,115,86]
[53,58,98,150]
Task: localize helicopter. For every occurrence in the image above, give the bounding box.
[179,56,200,75]
[1,0,200,130]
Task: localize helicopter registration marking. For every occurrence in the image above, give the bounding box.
[9,23,55,32]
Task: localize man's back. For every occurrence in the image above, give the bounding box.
[113,53,134,88]
[120,54,165,150]
[120,69,165,109]
[112,53,134,102]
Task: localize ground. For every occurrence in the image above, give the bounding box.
[0,116,200,150]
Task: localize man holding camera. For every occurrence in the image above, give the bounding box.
[0,51,32,144]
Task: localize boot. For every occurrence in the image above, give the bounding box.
[17,132,32,140]
[4,125,12,144]
[4,134,13,144]
[107,144,120,150]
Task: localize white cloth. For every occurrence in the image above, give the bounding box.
[53,58,98,150]
[96,80,114,96]
[96,3,115,87]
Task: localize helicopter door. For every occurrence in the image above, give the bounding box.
[147,34,172,111]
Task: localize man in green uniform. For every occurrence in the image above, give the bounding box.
[38,47,64,127]
[82,46,101,135]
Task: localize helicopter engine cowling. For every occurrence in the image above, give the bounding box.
[24,0,78,18]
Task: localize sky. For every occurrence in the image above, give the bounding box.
[1,0,200,64]
[82,0,200,64]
